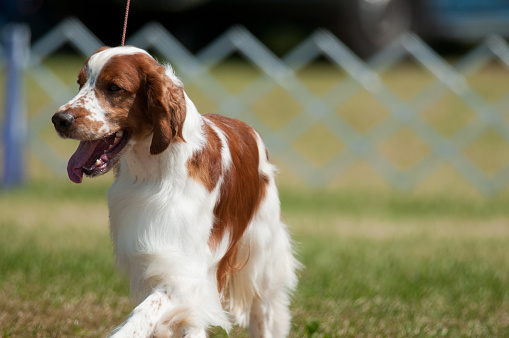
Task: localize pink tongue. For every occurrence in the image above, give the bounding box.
[67,140,102,184]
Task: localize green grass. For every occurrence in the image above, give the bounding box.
[293,225,509,336]
[1,180,509,337]
[279,187,509,220]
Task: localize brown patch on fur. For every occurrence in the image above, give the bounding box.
[77,67,87,89]
[145,63,186,154]
[186,120,223,191]
[97,53,187,152]
[94,46,110,55]
[76,46,109,89]
[204,114,269,291]
[58,50,186,152]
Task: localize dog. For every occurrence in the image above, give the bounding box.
[51,46,299,337]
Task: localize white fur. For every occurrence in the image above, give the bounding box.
[64,47,299,337]
[58,80,110,137]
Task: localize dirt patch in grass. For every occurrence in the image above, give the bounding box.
[1,201,108,231]
[290,215,509,240]
[0,288,130,337]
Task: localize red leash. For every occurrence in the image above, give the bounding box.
[121,0,131,46]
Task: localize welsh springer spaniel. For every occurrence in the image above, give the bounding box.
[52,46,299,337]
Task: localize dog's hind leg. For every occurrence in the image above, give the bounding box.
[248,286,293,338]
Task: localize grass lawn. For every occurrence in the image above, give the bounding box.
[1,180,508,337]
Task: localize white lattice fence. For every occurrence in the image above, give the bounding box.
[3,18,509,194]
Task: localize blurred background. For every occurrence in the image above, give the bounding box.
[2,0,509,194]
[1,0,509,336]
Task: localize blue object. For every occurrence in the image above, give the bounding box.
[424,0,509,41]
[2,24,29,188]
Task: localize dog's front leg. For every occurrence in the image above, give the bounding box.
[109,289,173,338]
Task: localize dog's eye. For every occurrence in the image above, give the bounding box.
[109,84,121,92]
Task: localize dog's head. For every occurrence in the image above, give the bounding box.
[52,46,186,183]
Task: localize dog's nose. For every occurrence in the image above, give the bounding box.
[52,112,75,133]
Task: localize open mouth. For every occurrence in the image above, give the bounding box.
[67,130,129,183]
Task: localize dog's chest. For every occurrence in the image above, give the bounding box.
[108,177,218,259]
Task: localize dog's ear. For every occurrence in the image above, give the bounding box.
[146,65,186,155]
